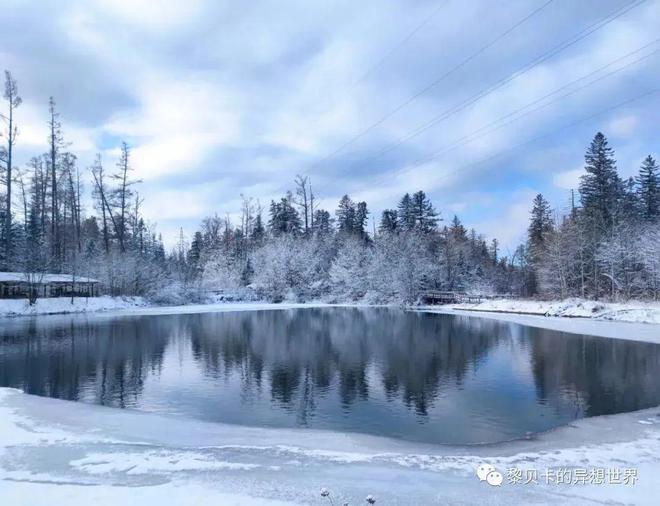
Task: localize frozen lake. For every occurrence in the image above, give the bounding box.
[1,307,659,445]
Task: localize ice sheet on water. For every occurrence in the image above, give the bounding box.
[2,387,660,505]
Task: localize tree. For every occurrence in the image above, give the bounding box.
[335,195,367,238]
[379,209,398,233]
[268,192,301,236]
[579,132,620,231]
[527,193,554,271]
[397,193,415,230]
[637,155,660,222]
[112,142,140,252]
[251,211,265,243]
[313,209,332,235]
[293,174,315,235]
[1,70,21,269]
[410,190,438,232]
[48,97,63,269]
[336,195,356,234]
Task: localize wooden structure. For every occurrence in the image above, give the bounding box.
[419,291,514,305]
[0,272,100,299]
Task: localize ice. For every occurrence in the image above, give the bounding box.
[2,386,660,505]
[2,302,660,503]
[443,297,660,324]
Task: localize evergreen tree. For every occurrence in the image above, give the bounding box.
[410,190,439,232]
[354,201,368,238]
[268,193,301,236]
[579,132,620,230]
[251,212,265,242]
[637,155,660,221]
[397,193,415,230]
[379,209,398,233]
[336,195,356,234]
[449,215,467,241]
[188,231,203,268]
[528,193,553,252]
[240,257,254,286]
[313,209,332,235]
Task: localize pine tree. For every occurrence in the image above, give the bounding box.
[449,215,467,241]
[336,195,355,234]
[410,190,438,232]
[251,212,265,242]
[268,193,301,236]
[397,193,415,230]
[313,209,331,235]
[636,155,660,221]
[528,194,553,251]
[354,201,368,238]
[579,132,620,230]
[240,257,254,286]
[379,209,398,233]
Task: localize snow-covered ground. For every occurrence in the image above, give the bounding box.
[2,301,660,504]
[0,295,147,317]
[446,297,660,324]
[1,386,659,505]
[0,296,364,318]
[3,294,660,326]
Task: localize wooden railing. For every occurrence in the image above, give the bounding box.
[419,291,514,305]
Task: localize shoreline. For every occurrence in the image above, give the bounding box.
[2,297,660,344]
[1,386,659,504]
[415,306,660,344]
[2,303,660,503]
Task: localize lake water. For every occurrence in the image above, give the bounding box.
[1,307,659,445]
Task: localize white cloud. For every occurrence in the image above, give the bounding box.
[3,0,659,245]
[608,115,638,138]
[103,78,242,180]
[552,167,583,190]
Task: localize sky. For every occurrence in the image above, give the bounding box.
[1,0,659,253]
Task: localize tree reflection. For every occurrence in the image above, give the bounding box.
[0,315,169,408]
[2,309,660,437]
[187,308,503,417]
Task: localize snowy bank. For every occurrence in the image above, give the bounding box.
[1,387,659,505]
[442,297,660,324]
[0,296,146,317]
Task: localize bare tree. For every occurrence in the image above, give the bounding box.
[1,70,21,267]
[111,142,140,252]
[47,97,62,268]
[91,156,121,254]
[294,174,316,235]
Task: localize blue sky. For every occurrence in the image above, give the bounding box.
[2,0,659,252]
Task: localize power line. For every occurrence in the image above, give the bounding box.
[349,0,648,169]
[356,86,660,202]
[309,0,556,169]
[410,42,660,169]
[354,0,450,85]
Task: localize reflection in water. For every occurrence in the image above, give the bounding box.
[1,308,659,444]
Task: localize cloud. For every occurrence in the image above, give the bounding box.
[552,167,583,190]
[2,0,659,248]
[608,115,639,138]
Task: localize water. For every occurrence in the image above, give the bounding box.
[1,307,659,445]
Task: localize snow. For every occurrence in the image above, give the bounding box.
[0,271,99,283]
[443,297,660,324]
[2,303,660,503]
[0,296,146,317]
[1,386,660,505]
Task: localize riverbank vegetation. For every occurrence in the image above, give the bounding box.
[1,72,658,304]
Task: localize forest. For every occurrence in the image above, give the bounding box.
[1,71,659,304]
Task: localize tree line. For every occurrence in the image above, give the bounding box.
[2,70,658,303]
[525,132,660,300]
[1,71,167,299]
